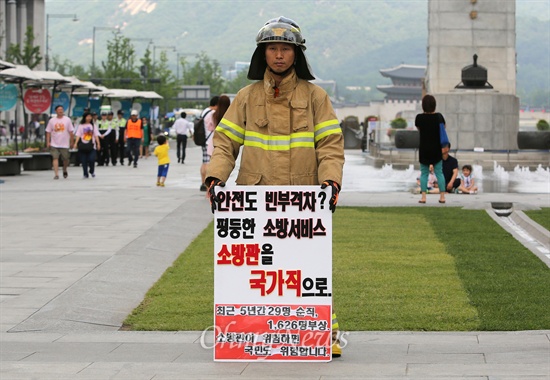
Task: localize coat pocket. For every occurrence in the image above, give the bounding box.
[290,99,309,132]
[254,118,269,129]
[236,172,262,185]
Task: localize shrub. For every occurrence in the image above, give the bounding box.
[536,119,549,131]
[390,117,408,129]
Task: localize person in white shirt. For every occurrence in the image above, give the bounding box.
[173,112,194,164]
[199,96,219,190]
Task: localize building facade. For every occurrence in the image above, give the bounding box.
[0,0,45,69]
[376,64,426,102]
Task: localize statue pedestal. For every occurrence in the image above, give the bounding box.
[434,90,519,150]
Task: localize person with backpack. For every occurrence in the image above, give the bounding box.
[198,96,219,191]
[125,110,143,168]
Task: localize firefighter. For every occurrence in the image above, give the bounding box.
[206,16,345,357]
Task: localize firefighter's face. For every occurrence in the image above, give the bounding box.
[265,42,295,76]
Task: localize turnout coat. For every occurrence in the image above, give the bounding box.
[207,68,344,187]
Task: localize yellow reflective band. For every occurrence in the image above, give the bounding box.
[314,119,342,142]
[217,118,245,144]
[242,130,315,151]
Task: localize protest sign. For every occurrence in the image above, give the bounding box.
[214,185,332,362]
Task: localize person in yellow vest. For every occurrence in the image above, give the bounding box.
[205,16,344,358]
[115,110,127,165]
[97,110,112,166]
[107,111,117,166]
[125,110,143,168]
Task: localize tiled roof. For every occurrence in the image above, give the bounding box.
[380,64,426,79]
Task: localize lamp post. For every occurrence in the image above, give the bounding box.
[45,13,78,71]
[152,45,176,75]
[92,26,119,76]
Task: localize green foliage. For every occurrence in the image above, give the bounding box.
[224,69,254,94]
[387,117,408,138]
[182,52,225,96]
[5,27,42,69]
[123,208,550,331]
[390,117,407,129]
[99,33,139,88]
[536,119,550,131]
[51,56,88,79]
[0,144,17,156]
[152,50,178,111]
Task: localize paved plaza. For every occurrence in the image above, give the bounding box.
[0,145,549,379]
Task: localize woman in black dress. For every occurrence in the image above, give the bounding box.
[415,95,446,204]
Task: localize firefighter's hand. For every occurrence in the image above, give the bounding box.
[207,177,225,214]
[320,180,340,213]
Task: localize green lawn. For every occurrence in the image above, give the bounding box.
[124,207,550,331]
[525,208,550,231]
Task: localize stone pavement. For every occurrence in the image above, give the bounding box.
[0,146,549,379]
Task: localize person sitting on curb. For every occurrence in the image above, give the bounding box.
[442,143,461,193]
[458,164,478,194]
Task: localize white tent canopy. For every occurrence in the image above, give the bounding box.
[28,71,71,86]
[105,88,141,99]
[136,91,163,99]
[0,59,16,70]
[0,65,41,83]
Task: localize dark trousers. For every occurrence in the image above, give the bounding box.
[109,133,117,165]
[97,131,111,165]
[127,138,141,165]
[117,128,126,164]
[176,134,188,162]
[79,149,96,177]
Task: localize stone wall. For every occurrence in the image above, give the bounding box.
[435,90,519,150]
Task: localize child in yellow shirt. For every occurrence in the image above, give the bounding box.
[153,135,170,187]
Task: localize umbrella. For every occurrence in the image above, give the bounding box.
[0,65,42,153]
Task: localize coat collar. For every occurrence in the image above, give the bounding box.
[263,68,298,98]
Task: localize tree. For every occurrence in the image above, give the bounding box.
[138,47,153,88]
[182,52,225,96]
[224,69,253,94]
[51,56,88,79]
[100,33,139,88]
[153,50,178,112]
[6,26,42,69]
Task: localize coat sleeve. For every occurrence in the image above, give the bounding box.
[312,88,345,187]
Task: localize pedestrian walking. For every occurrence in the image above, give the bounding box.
[173,112,194,164]
[73,111,100,179]
[45,105,74,180]
[125,110,143,168]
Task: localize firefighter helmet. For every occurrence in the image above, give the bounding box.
[248,16,315,81]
